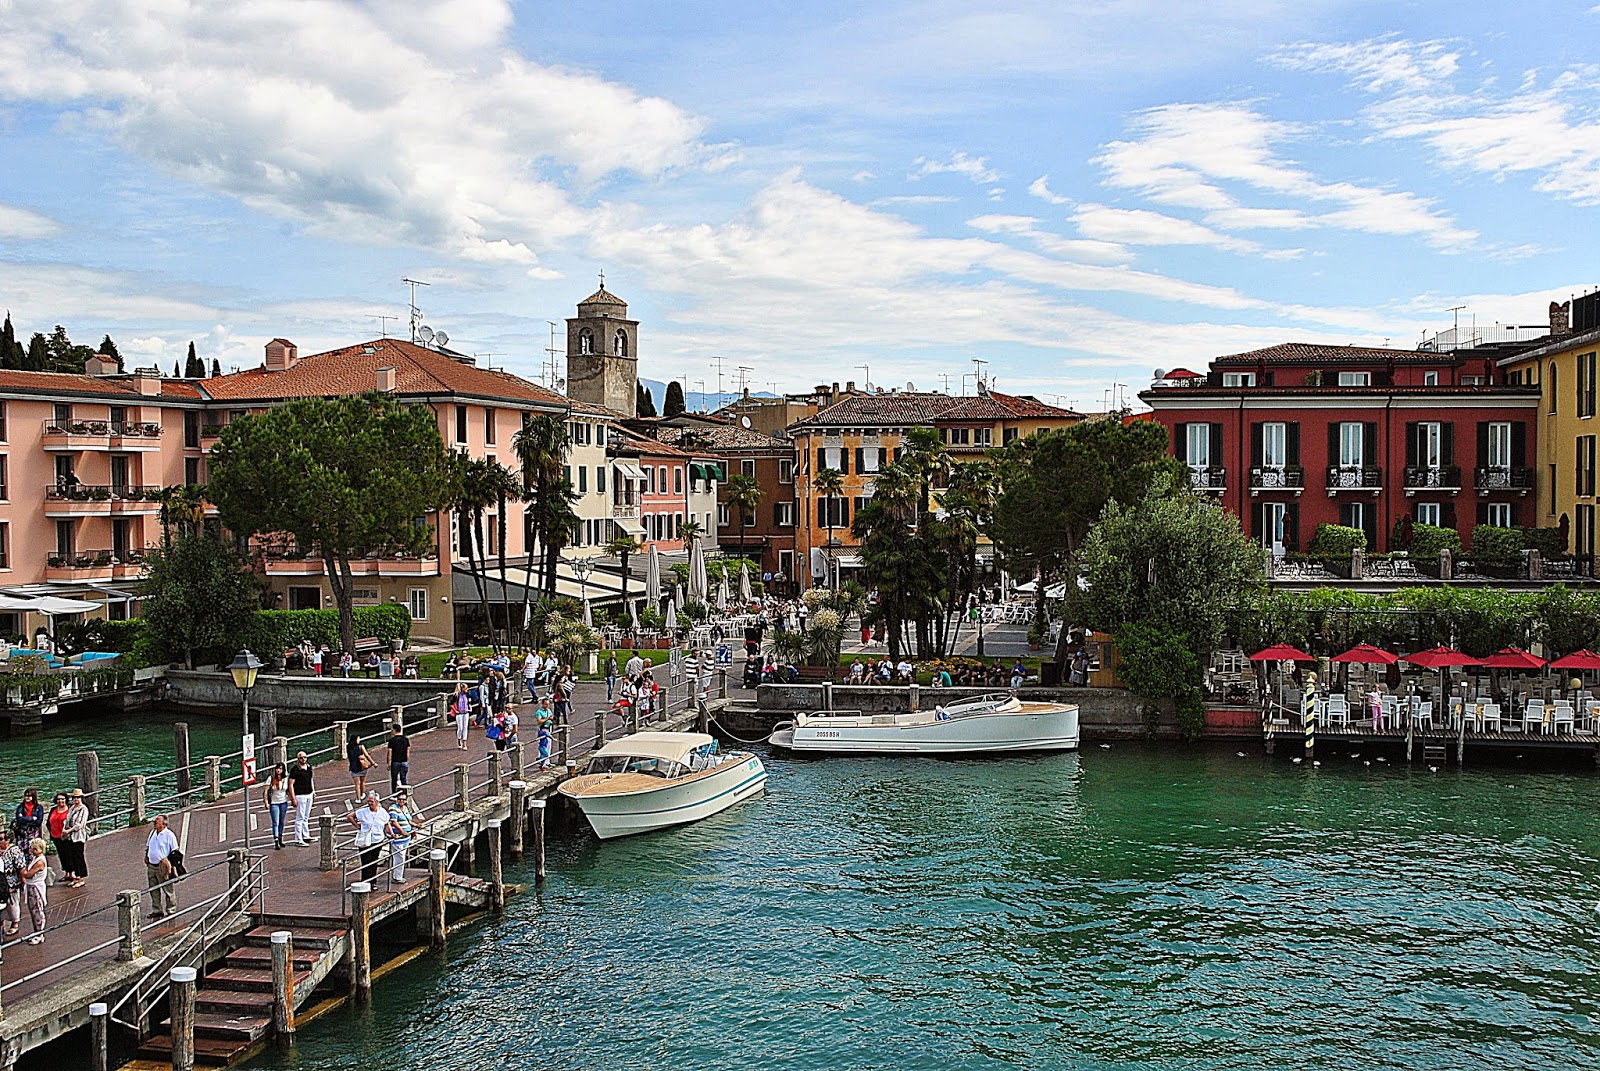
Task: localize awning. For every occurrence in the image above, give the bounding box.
[611,460,647,482]
[614,516,645,536]
[703,464,724,481]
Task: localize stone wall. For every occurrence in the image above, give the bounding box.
[167,670,452,722]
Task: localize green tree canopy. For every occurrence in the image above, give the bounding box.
[664,380,686,417]
[636,382,657,417]
[141,532,261,669]
[97,334,124,372]
[207,393,454,652]
[184,340,204,378]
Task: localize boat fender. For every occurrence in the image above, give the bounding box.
[935,707,948,721]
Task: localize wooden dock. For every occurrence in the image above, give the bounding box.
[0,674,726,1070]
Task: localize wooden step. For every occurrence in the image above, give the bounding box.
[191,1011,272,1042]
[224,946,324,969]
[137,1034,250,1066]
[204,966,278,992]
[244,924,346,950]
[445,874,490,890]
[195,989,275,1014]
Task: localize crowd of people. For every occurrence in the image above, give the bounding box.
[288,641,421,679]
[3,787,92,945]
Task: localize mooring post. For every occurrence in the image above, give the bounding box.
[89,1002,109,1071]
[169,966,197,1071]
[909,682,920,712]
[507,781,526,859]
[564,760,576,781]
[332,721,349,760]
[435,692,449,730]
[427,849,447,949]
[453,764,470,811]
[349,881,372,998]
[392,704,405,735]
[319,813,336,871]
[116,889,142,960]
[594,710,608,750]
[77,749,101,821]
[531,798,547,885]
[696,699,710,734]
[270,930,295,1039]
[821,681,833,711]
[271,735,289,769]
[487,751,503,796]
[259,707,277,750]
[203,755,222,801]
[485,820,505,913]
[173,723,191,797]
[509,741,526,784]
[630,703,641,734]
[227,848,250,912]
[128,775,146,826]
[719,668,729,700]
[557,724,571,767]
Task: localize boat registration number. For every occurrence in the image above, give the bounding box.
[814,730,840,738]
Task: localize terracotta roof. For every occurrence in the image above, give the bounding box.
[1213,343,1455,367]
[566,397,628,419]
[791,389,1080,429]
[202,338,567,407]
[608,423,694,459]
[578,286,626,308]
[0,369,209,400]
[656,424,787,451]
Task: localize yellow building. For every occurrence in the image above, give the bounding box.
[788,387,1081,585]
[1499,298,1600,570]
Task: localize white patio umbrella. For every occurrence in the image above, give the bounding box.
[665,601,678,631]
[628,598,639,631]
[646,544,661,606]
[582,599,593,627]
[689,537,708,603]
[675,583,685,610]
[738,561,752,604]
[717,575,730,613]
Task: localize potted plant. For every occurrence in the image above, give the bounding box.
[1027,625,1043,651]
[47,555,65,568]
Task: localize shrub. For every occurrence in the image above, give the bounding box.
[1113,621,1204,740]
[1470,524,1522,564]
[1520,525,1567,558]
[244,605,411,657]
[1308,523,1368,557]
[1409,523,1461,563]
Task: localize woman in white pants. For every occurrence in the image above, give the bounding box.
[455,684,471,749]
[289,752,315,847]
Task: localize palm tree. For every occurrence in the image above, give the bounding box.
[512,414,570,596]
[680,518,703,544]
[604,533,642,605]
[478,458,521,651]
[724,473,763,569]
[452,455,499,647]
[814,466,844,589]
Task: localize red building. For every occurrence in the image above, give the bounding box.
[1140,342,1545,553]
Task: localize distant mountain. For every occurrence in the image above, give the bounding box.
[638,377,777,415]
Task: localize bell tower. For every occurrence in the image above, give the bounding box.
[565,274,639,416]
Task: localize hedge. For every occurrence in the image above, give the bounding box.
[1308,523,1367,556]
[1469,524,1522,563]
[242,605,412,658]
[1409,523,1461,563]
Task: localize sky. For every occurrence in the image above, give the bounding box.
[1,0,1599,413]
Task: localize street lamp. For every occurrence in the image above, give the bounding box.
[229,649,262,850]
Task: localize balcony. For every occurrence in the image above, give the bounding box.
[43,548,148,581]
[1404,465,1462,495]
[1249,466,1304,497]
[1324,465,1384,496]
[1475,465,1534,496]
[1187,465,1226,493]
[260,546,440,577]
[44,485,164,517]
[611,502,640,519]
[41,419,163,452]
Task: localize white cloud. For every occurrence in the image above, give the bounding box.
[871,195,958,206]
[0,203,61,240]
[910,151,1000,184]
[0,261,228,325]
[967,213,1131,264]
[1270,37,1461,93]
[1071,203,1274,256]
[1028,176,1071,205]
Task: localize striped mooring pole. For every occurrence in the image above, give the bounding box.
[1302,679,1317,759]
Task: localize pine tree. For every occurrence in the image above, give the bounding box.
[184,341,204,378]
[98,334,124,372]
[0,312,21,369]
[211,358,222,378]
[664,380,686,417]
[174,359,182,378]
[636,382,657,417]
[26,333,50,371]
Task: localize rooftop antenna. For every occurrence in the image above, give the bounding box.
[545,321,562,388]
[939,374,952,394]
[1448,304,1467,341]
[736,365,752,396]
[474,351,499,370]
[695,378,707,413]
[972,357,988,392]
[376,314,397,338]
[711,355,726,411]
[856,364,871,392]
[402,277,430,343]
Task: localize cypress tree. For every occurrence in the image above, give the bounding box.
[98,334,124,372]
[174,359,182,378]
[26,333,50,371]
[184,341,204,378]
[0,312,19,369]
[211,358,222,378]
[664,380,686,417]
[635,382,657,417]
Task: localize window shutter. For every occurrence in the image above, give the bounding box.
[842,498,851,527]
[1250,423,1263,467]
[1362,423,1377,466]
[1209,423,1223,466]
[1286,503,1300,550]
[1512,422,1527,467]
[840,448,849,475]
[1339,502,1355,528]
[773,503,782,525]
[1442,501,1457,530]
[854,447,864,472]
[1361,506,1377,549]
[1442,422,1454,466]
[1477,502,1489,526]
[1476,422,1489,467]
[1250,504,1261,540]
[817,448,825,473]
[1286,422,1300,467]
[1327,423,1339,466]
[1174,423,1188,463]
[1405,423,1419,468]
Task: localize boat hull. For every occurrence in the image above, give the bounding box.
[561,755,768,839]
[770,704,1079,755]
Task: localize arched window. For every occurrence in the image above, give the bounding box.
[579,328,593,355]
[614,330,627,357]
[1551,361,1558,414]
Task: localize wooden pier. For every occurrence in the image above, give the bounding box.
[0,674,728,1070]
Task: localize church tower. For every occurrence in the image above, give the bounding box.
[565,275,639,416]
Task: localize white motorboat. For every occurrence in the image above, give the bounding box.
[558,731,767,839]
[767,692,1079,754]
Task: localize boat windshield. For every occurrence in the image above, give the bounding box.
[586,755,676,777]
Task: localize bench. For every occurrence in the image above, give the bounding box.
[354,636,384,655]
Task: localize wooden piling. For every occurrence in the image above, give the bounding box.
[392,704,405,734]
[485,820,505,913]
[453,764,469,811]
[594,710,608,749]
[77,749,100,820]
[116,889,142,961]
[530,798,547,884]
[821,681,833,710]
[227,848,250,911]
[487,751,503,796]
[696,700,710,734]
[332,721,348,760]
[270,930,295,1038]
[719,668,729,699]
[89,1002,109,1071]
[557,724,571,766]
[173,723,191,796]
[435,692,449,729]
[509,741,526,783]
[427,849,447,949]
[349,881,372,998]
[630,703,641,734]
[259,707,278,749]
[908,682,920,712]
[507,781,526,859]
[128,775,146,825]
[271,735,289,769]
[203,756,222,801]
[169,966,197,1071]
[319,813,336,871]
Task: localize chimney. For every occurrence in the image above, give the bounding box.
[264,338,299,372]
[376,366,398,393]
[1551,300,1571,336]
[845,380,855,393]
[132,367,162,396]
[832,382,840,396]
[84,354,119,377]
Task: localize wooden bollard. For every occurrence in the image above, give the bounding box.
[259,707,278,749]
[203,756,222,801]
[630,703,641,734]
[332,721,349,760]
[594,710,607,750]
[453,764,470,811]
[270,930,295,1038]
[271,735,289,769]
[509,741,526,783]
[392,704,405,735]
[129,775,147,826]
[77,749,100,820]
[435,692,449,729]
[427,849,447,949]
[557,724,571,767]
[485,820,505,913]
[696,700,710,734]
[227,848,250,911]
[530,798,547,884]
[821,680,833,710]
[564,760,576,782]
[909,682,920,712]
[117,889,142,960]
[319,812,336,870]
[169,966,198,1071]
[173,723,192,796]
[719,668,729,699]
[89,1001,109,1071]
[349,881,372,997]
[507,781,526,859]
[487,751,503,796]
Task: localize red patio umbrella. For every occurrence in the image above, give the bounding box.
[1550,649,1600,670]
[1331,644,1398,664]
[1403,646,1483,668]
[1249,643,1317,663]
[1480,647,1547,670]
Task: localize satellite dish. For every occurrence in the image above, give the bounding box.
[555,378,567,392]
[434,331,449,348]
[740,416,752,429]
[1153,368,1166,380]
[906,381,916,392]
[418,325,435,344]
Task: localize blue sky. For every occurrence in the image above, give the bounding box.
[1,0,1598,411]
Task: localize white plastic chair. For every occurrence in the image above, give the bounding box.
[1521,699,1545,734]
[1414,701,1433,729]
[1552,701,1576,735]
[1481,702,1502,732]
[1326,694,1349,726]
[1447,697,1465,728]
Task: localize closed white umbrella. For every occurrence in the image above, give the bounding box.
[675,583,685,610]
[629,598,639,631]
[582,599,593,627]
[689,538,708,602]
[717,574,729,613]
[738,561,752,604]
[646,544,661,606]
[665,601,678,631]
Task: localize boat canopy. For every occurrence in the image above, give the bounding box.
[589,732,715,766]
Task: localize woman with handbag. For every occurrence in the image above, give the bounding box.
[455,684,471,750]
[265,763,293,850]
[347,733,375,799]
[20,838,48,945]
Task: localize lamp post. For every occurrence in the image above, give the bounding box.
[229,649,262,850]
[573,557,592,606]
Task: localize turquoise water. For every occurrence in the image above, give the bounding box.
[0,709,238,807]
[231,746,1600,1071]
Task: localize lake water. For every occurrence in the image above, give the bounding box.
[220,744,1600,1071]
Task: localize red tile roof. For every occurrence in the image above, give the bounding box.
[791,389,1081,429]
[1213,343,1448,367]
[201,338,567,407]
[578,286,626,308]
[0,369,203,400]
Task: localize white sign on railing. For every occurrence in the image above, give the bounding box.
[242,732,257,785]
